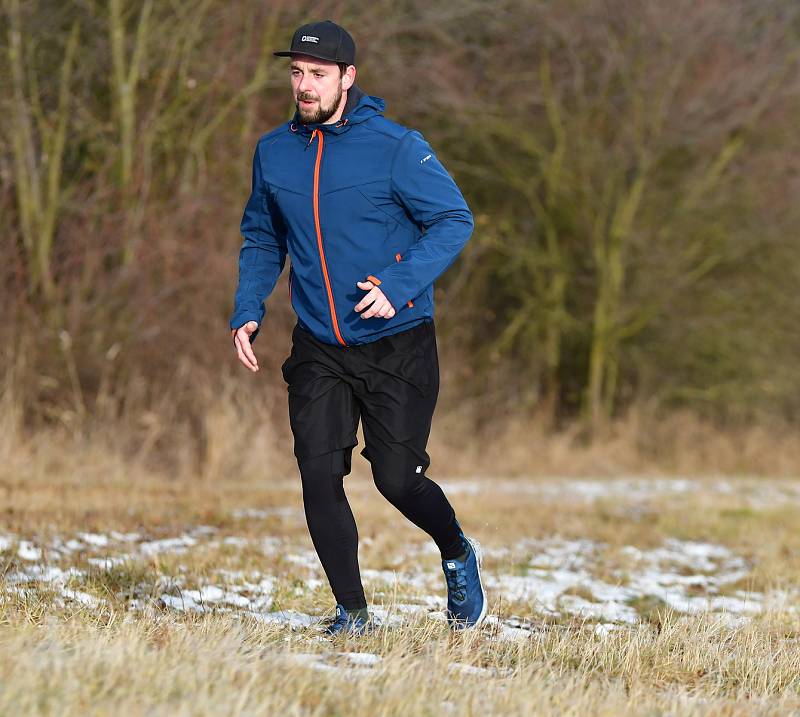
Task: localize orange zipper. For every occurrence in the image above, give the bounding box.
[311,130,346,346]
[395,253,414,308]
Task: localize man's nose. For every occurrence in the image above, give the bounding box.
[297,73,313,93]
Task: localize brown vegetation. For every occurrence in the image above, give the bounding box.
[1,0,800,473]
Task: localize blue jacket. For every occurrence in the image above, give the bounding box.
[229,85,474,346]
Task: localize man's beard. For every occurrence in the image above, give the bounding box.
[296,82,343,125]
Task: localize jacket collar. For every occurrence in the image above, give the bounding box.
[288,85,385,137]
[341,82,366,117]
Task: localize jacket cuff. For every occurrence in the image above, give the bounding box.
[368,273,404,312]
[229,310,264,343]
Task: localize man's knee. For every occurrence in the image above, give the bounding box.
[370,454,429,503]
[298,446,355,502]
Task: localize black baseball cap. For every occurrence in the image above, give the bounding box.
[273,20,356,65]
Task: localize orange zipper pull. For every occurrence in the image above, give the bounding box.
[305,128,318,150]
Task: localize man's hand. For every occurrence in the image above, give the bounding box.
[231,321,260,372]
[355,280,396,319]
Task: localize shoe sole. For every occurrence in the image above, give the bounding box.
[324,620,379,638]
[325,628,371,638]
[451,535,488,630]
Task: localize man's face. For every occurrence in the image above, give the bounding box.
[290,55,353,125]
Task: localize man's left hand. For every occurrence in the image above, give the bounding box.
[355,280,396,319]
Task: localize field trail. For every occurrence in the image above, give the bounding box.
[3,474,800,714]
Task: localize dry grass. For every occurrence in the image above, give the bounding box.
[2,602,800,716]
[2,393,800,714]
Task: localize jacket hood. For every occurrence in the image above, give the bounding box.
[289,84,386,136]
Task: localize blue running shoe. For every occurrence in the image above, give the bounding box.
[324,604,374,637]
[442,530,487,630]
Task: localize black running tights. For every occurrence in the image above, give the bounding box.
[298,448,463,611]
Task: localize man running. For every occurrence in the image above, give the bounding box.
[229,19,486,635]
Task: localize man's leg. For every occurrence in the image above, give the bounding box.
[298,446,366,610]
[354,319,486,627]
[364,438,465,560]
[352,320,465,561]
[281,323,368,613]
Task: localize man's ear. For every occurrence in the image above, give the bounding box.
[342,65,356,90]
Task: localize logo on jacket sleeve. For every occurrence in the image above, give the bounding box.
[420,154,432,164]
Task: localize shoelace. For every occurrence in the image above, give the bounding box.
[444,537,483,604]
[443,562,468,603]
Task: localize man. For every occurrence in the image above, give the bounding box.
[229,20,486,635]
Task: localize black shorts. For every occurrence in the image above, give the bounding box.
[280,318,439,476]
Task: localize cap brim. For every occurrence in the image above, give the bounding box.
[273,50,348,63]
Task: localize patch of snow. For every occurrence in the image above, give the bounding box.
[260,536,286,553]
[191,525,218,536]
[284,551,321,570]
[253,610,319,629]
[482,615,541,641]
[221,536,248,547]
[488,536,768,626]
[17,540,42,561]
[61,588,103,607]
[5,564,85,584]
[77,532,110,547]
[63,539,87,552]
[284,652,340,673]
[338,651,381,666]
[559,595,639,624]
[139,535,198,556]
[110,531,142,541]
[87,555,134,568]
[593,622,620,637]
[448,662,496,677]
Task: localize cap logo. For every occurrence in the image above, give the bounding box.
[301,35,319,43]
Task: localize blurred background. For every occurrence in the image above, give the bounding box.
[2,0,800,479]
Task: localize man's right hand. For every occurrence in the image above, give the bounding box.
[231,321,260,372]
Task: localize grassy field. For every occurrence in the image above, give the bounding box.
[2,422,800,716]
